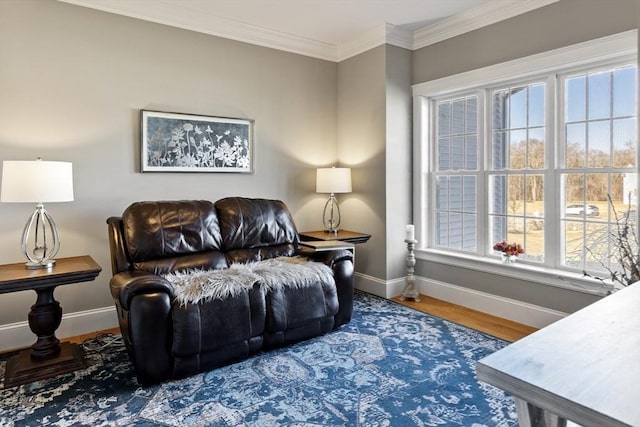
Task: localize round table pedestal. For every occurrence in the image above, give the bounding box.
[28,287,63,360]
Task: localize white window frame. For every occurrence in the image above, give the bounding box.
[412,30,638,295]
[431,93,482,253]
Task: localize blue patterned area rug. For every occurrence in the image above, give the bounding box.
[1,292,517,426]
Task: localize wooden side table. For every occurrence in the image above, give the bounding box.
[0,255,102,388]
[298,240,355,255]
[299,230,371,244]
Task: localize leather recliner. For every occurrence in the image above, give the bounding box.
[106,197,354,385]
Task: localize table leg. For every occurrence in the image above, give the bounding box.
[29,287,62,360]
[515,397,568,427]
[3,287,87,388]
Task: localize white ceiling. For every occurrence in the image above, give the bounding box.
[57,0,558,61]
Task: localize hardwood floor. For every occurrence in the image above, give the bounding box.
[63,328,120,345]
[63,295,536,346]
[393,294,537,342]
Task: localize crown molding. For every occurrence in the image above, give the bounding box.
[58,0,560,63]
[413,0,559,50]
[336,24,386,62]
[336,24,414,62]
[57,0,338,61]
[385,24,414,51]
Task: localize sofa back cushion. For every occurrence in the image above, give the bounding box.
[215,197,298,263]
[122,200,227,274]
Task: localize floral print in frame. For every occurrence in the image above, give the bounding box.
[141,110,254,173]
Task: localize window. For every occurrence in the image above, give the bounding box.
[434,95,478,251]
[561,65,638,273]
[413,31,638,288]
[489,82,546,262]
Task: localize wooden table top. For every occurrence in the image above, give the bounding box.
[299,230,371,244]
[0,256,102,294]
[477,283,640,427]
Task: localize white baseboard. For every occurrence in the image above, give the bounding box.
[0,306,118,353]
[354,272,387,297]
[356,273,566,328]
[0,274,566,352]
[415,277,567,328]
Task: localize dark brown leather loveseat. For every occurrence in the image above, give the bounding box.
[106,197,354,384]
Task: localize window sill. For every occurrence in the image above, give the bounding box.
[415,248,614,296]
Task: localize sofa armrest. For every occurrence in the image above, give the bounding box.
[298,249,354,327]
[329,250,355,327]
[110,271,174,310]
[296,248,353,266]
[322,249,353,268]
[109,270,175,384]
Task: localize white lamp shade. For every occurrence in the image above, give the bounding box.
[316,168,352,194]
[1,160,74,203]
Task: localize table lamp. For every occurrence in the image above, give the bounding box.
[1,158,74,269]
[316,167,351,233]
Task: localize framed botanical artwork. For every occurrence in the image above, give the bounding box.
[141,110,254,173]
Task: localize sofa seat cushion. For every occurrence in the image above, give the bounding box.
[264,278,339,346]
[164,257,335,306]
[171,284,266,358]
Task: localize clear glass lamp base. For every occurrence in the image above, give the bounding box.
[322,194,341,233]
[21,204,61,270]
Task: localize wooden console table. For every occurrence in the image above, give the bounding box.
[477,283,640,427]
[0,255,102,388]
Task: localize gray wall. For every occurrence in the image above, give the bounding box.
[337,46,387,279]
[413,0,638,84]
[0,0,338,325]
[385,45,413,280]
[412,0,638,313]
[336,44,413,286]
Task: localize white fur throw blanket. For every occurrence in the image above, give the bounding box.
[164,256,334,306]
